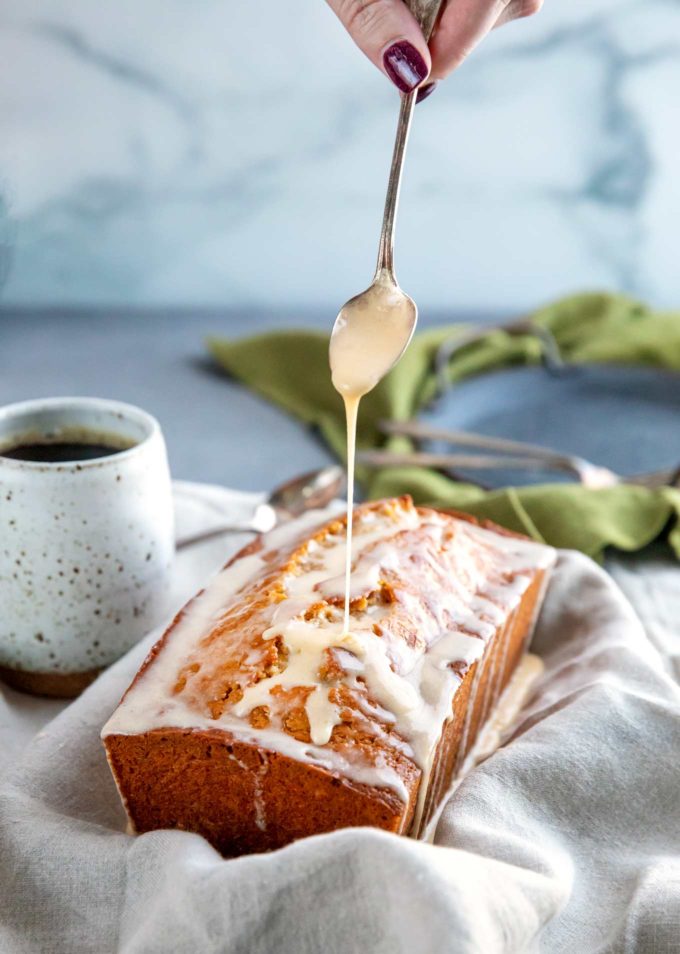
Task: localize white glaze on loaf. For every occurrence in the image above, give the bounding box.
[103,498,554,812]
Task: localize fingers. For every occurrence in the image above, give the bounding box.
[429,0,543,79]
[327,0,543,93]
[326,0,431,92]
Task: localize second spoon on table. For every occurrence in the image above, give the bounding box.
[175,465,345,549]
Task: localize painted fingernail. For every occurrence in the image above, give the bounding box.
[416,81,437,104]
[382,41,429,94]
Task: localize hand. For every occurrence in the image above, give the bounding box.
[326,0,542,98]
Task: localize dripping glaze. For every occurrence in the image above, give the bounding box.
[329,275,417,634]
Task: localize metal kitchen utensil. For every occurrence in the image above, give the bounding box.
[432,317,569,404]
[361,420,680,489]
[378,419,618,486]
[175,465,345,549]
[329,0,447,385]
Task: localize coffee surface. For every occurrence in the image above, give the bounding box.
[0,441,127,462]
[0,428,135,463]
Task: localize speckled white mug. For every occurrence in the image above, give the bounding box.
[0,397,174,697]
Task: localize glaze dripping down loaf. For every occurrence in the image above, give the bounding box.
[103,496,554,856]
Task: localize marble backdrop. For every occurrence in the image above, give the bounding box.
[0,0,679,313]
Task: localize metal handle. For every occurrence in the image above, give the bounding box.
[375,0,447,280]
[357,449,583,478]
[433,318,569,402]
[175,502,277,548]
[380,418,574,464]
[407,0,447,40]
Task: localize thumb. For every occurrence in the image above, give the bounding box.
[327,0,431,92]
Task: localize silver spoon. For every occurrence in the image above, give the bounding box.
[329,0,446,391]
[378,419,620,487]
[378,418,680,488]
[175,465,345,549]
[358,448,620,488]
[362,419,680,489]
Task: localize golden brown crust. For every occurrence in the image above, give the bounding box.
[416,567,546,834]
[105,727,417,855]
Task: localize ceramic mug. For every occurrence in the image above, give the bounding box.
[0,397,174,697]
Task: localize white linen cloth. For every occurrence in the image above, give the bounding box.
[1,482,679,954]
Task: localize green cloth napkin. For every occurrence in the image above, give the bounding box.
[208,292,680,560]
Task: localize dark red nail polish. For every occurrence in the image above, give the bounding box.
[382,41,428,93]
[416,81,437,104]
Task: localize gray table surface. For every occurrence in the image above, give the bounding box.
[0,307,488,491]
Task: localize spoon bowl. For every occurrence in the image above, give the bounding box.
[175,464,345,549]
[330,271,418,397]
[269,464,345,518]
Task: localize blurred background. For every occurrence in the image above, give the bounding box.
[1,0,680,316]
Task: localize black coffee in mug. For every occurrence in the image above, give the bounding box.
[0,427,135,463]
[0,396,174,699]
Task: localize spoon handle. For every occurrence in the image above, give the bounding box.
[375,93,416,278]
[375,0,447,279]
[175,503,278,549]
[408,0,448,41]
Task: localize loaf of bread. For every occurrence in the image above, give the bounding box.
[103,496,554,856]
